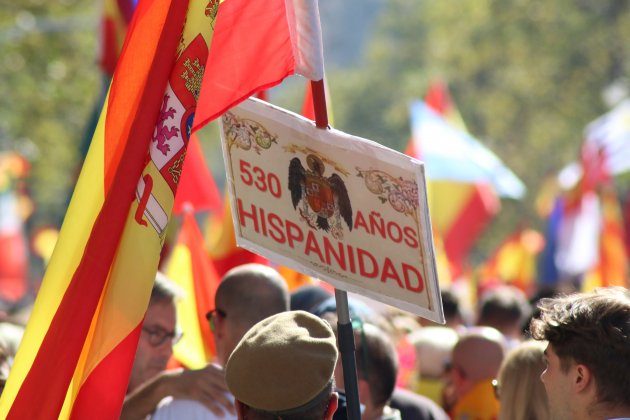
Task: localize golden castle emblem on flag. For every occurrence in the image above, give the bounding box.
[181,58,204,100]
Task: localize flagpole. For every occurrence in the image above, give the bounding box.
[310,79,361,420]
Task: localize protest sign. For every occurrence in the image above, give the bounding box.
[220,98,443,322]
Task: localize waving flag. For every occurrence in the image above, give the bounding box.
[478,228,545,294]
[168,211,221,368]
[406,82,504,275]
[584,99,630,176]
[193,0,324,129]
[582,186,629,290]
[0,0,217,417]
[410,100,526,199]
[99,0,135,76]
[172,134,222,215]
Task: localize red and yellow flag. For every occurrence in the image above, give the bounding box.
[99,0,135,75]
[477,228,545,295]
[172,133,222,215]
[0,0,217,417]
[407,80,500,277]
[583,186,629,290]
[168,211,221,368]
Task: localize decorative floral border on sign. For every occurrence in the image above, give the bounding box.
[356,168,419,218]
[222,111,278,155]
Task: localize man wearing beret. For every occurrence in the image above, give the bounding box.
[225,310,339,420]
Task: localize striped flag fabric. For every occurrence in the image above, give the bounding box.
[193,0,325,129]
[582,186,628,290]
[0,0,217,417]
[406,81,503,276]
[477,228,545,294]
[410,99,526,199]
[167,211,221,368]
[99,0,135,76]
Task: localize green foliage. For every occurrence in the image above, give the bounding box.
[0,0,100,227]
[327,0,630,259]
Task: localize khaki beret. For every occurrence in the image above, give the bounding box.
[225,310,338,413]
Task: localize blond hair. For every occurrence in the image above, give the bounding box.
[497,340,550,420]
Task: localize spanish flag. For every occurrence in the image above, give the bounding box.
[99,0,135,76]
[168,211,221,369]
[0,0,215,417]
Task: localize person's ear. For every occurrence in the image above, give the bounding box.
[573,364,592,393]
[324,392,339,420]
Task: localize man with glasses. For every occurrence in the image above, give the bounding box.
[151,263,290,419]
[121,273,233,420]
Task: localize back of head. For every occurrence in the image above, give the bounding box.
[408,326,458,404]
[498,340,550,420]
[529,287,630,409]
[441,288,464,327]
[290,285,332,313]
[409,326,459,379]
[225,310,338,420]
[453,327,505,385]
[354,321,399,409]
[216,263,290,328]
[477,285,531,338]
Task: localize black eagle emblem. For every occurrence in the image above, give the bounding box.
[288,154,353,233]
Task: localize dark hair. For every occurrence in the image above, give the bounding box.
[529,287,630,407]
[241,380,334,420]
[354,321,398,408]
[441,288,462,321]
[478,285,531,332]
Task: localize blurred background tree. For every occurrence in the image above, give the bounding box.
[313,0,630,259]
[0,0,100,229]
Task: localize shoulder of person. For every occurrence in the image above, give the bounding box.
[151,398,236,420]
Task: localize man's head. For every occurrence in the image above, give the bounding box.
[128,272,182,392]
[210,263,290,365]
[477,285,531,339]
[449,327,505,400]
[225,310,338,420]
[530,287,630,419]
[351,321,399,420]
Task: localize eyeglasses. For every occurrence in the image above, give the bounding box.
[142,326,183,347]
[491,378,500,400]
[205,308,227,332]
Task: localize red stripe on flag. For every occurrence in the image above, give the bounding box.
[6,1,188,417]
[69,324,142,420]
[444,184,499,275]
[193,0,295,130]
[173,135,222,215]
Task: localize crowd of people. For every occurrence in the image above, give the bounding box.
[0,263,629,419]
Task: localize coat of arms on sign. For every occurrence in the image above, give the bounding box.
[288,153,353,240]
